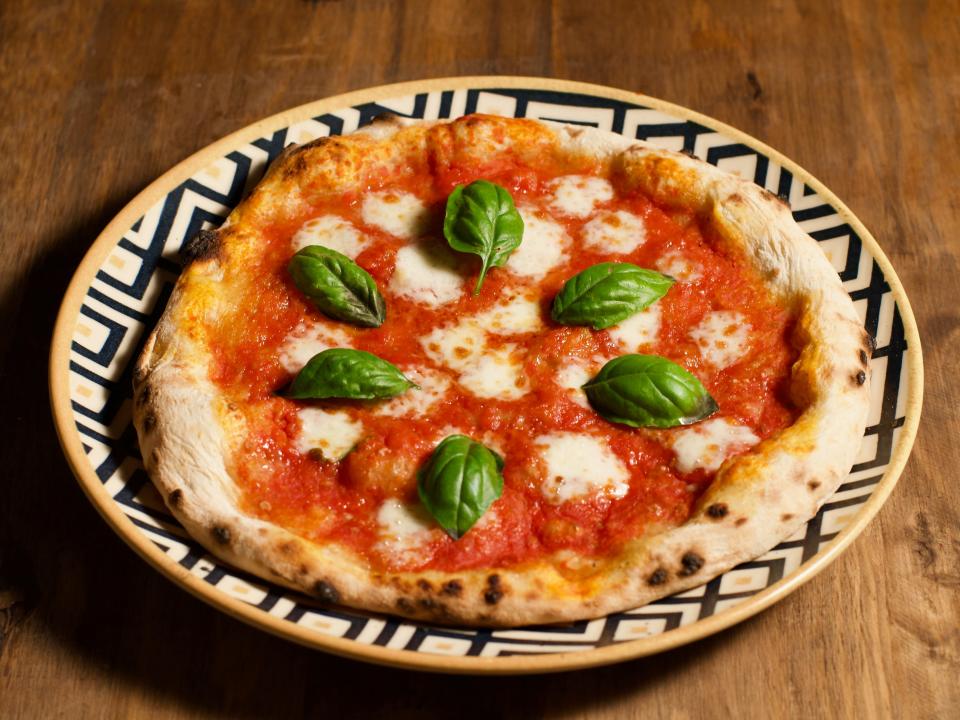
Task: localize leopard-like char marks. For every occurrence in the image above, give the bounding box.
[181,228,221,264]
[314,580,340,604]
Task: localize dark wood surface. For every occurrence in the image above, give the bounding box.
[1,1,956,717]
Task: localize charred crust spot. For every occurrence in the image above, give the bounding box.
[484,574,503,605]
[417,597,438,611]
[763,187,788,207]
[781,513,794,522]
[855,370,867,386]
[370,111,402,126]
[648,568,668,585]
[777,191,790,204]
[728,192,744,204]
[212,526,230,545]
[416,579,432,593]
[181,229,220,264]
[679,147,699,159]
[866,333,877,353]
[706,503,729,519]
[133,365,149,385]
[167,489,183,508]
[314,580,340,604]
[484,589,503,605]
[281,151,308,179]
[135,382,152,407]
[808,480,821,491]
[441,580,462,597]
[679,552,704,577]
[859,349,869,365]
[396,597,415,613]
[277,541,297,556]
[735,517,748,527]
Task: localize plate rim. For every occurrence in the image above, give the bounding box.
[48,76,924,674]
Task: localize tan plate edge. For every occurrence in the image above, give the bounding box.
[49,76,924,675]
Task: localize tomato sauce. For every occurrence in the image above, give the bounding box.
[205,142,799,573]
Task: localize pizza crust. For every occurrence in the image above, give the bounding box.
[133,115,871,626]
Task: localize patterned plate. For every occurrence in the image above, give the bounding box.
[49,78,922,673]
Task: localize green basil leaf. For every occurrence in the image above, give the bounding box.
[417,434,505,540]
[289,245,385,328]
[583,354,718,428]
[287,349,416,400]
[443,180,524,294]
[551,262,674,330]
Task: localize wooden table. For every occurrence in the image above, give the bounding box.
[1,0,955,716]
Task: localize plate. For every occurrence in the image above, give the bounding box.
[49,77,922,674]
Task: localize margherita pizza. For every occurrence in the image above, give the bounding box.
[132,114,872,626]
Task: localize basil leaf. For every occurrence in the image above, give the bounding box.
[287,349,416,400]
[289,245,385,328]
[443,180,524,294]
[551,262,674,330]
[583,354,718,428]
[417,435,504,540]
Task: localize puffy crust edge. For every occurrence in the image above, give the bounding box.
[132,115,871,626]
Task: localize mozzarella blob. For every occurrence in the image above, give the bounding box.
[690,310,751,369]
[582,210,647,254]
[295,408,364,460]
[548,175,614,218]
[418,294,541,400]
[509,208,570,279]
[607,305,661,351]
[374,498,437,566]
[555,362,593,408]
[291,215,367,258]
[656,250,702,282]
[374,368,451,418]
[390,242,465,306]
[361,191,429,238]
[474,292,543,334]
[671,418,760,473]
[457,345,527,400]
[536,433,630,503]
[279,322,354,373]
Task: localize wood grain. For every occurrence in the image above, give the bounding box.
[0,0,955,717]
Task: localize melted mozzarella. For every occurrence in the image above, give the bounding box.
[690,310,751,369]
[279,322,354,373]
[360,191,428,238]
[657,250,702,282]
[555,362,593,407]
[291,215,367,258]
[374,368,451,418]
[474,293,543,334]
[536,433,629,503]
[582,210,647,254]
[420,321,486,372]
[509,209,569,279]
[418,296,540,400]
[377,498,434,537]
[671,418,760,473]
[607,305,661,351]
[457,345,527,400]
[548,175,614,218]
[295,408,364,460]
[374,499,437,566]
[390,242,465,306]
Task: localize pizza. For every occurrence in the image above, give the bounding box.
[132,114,872,626]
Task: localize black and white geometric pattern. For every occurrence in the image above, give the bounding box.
[66,86,912,658]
